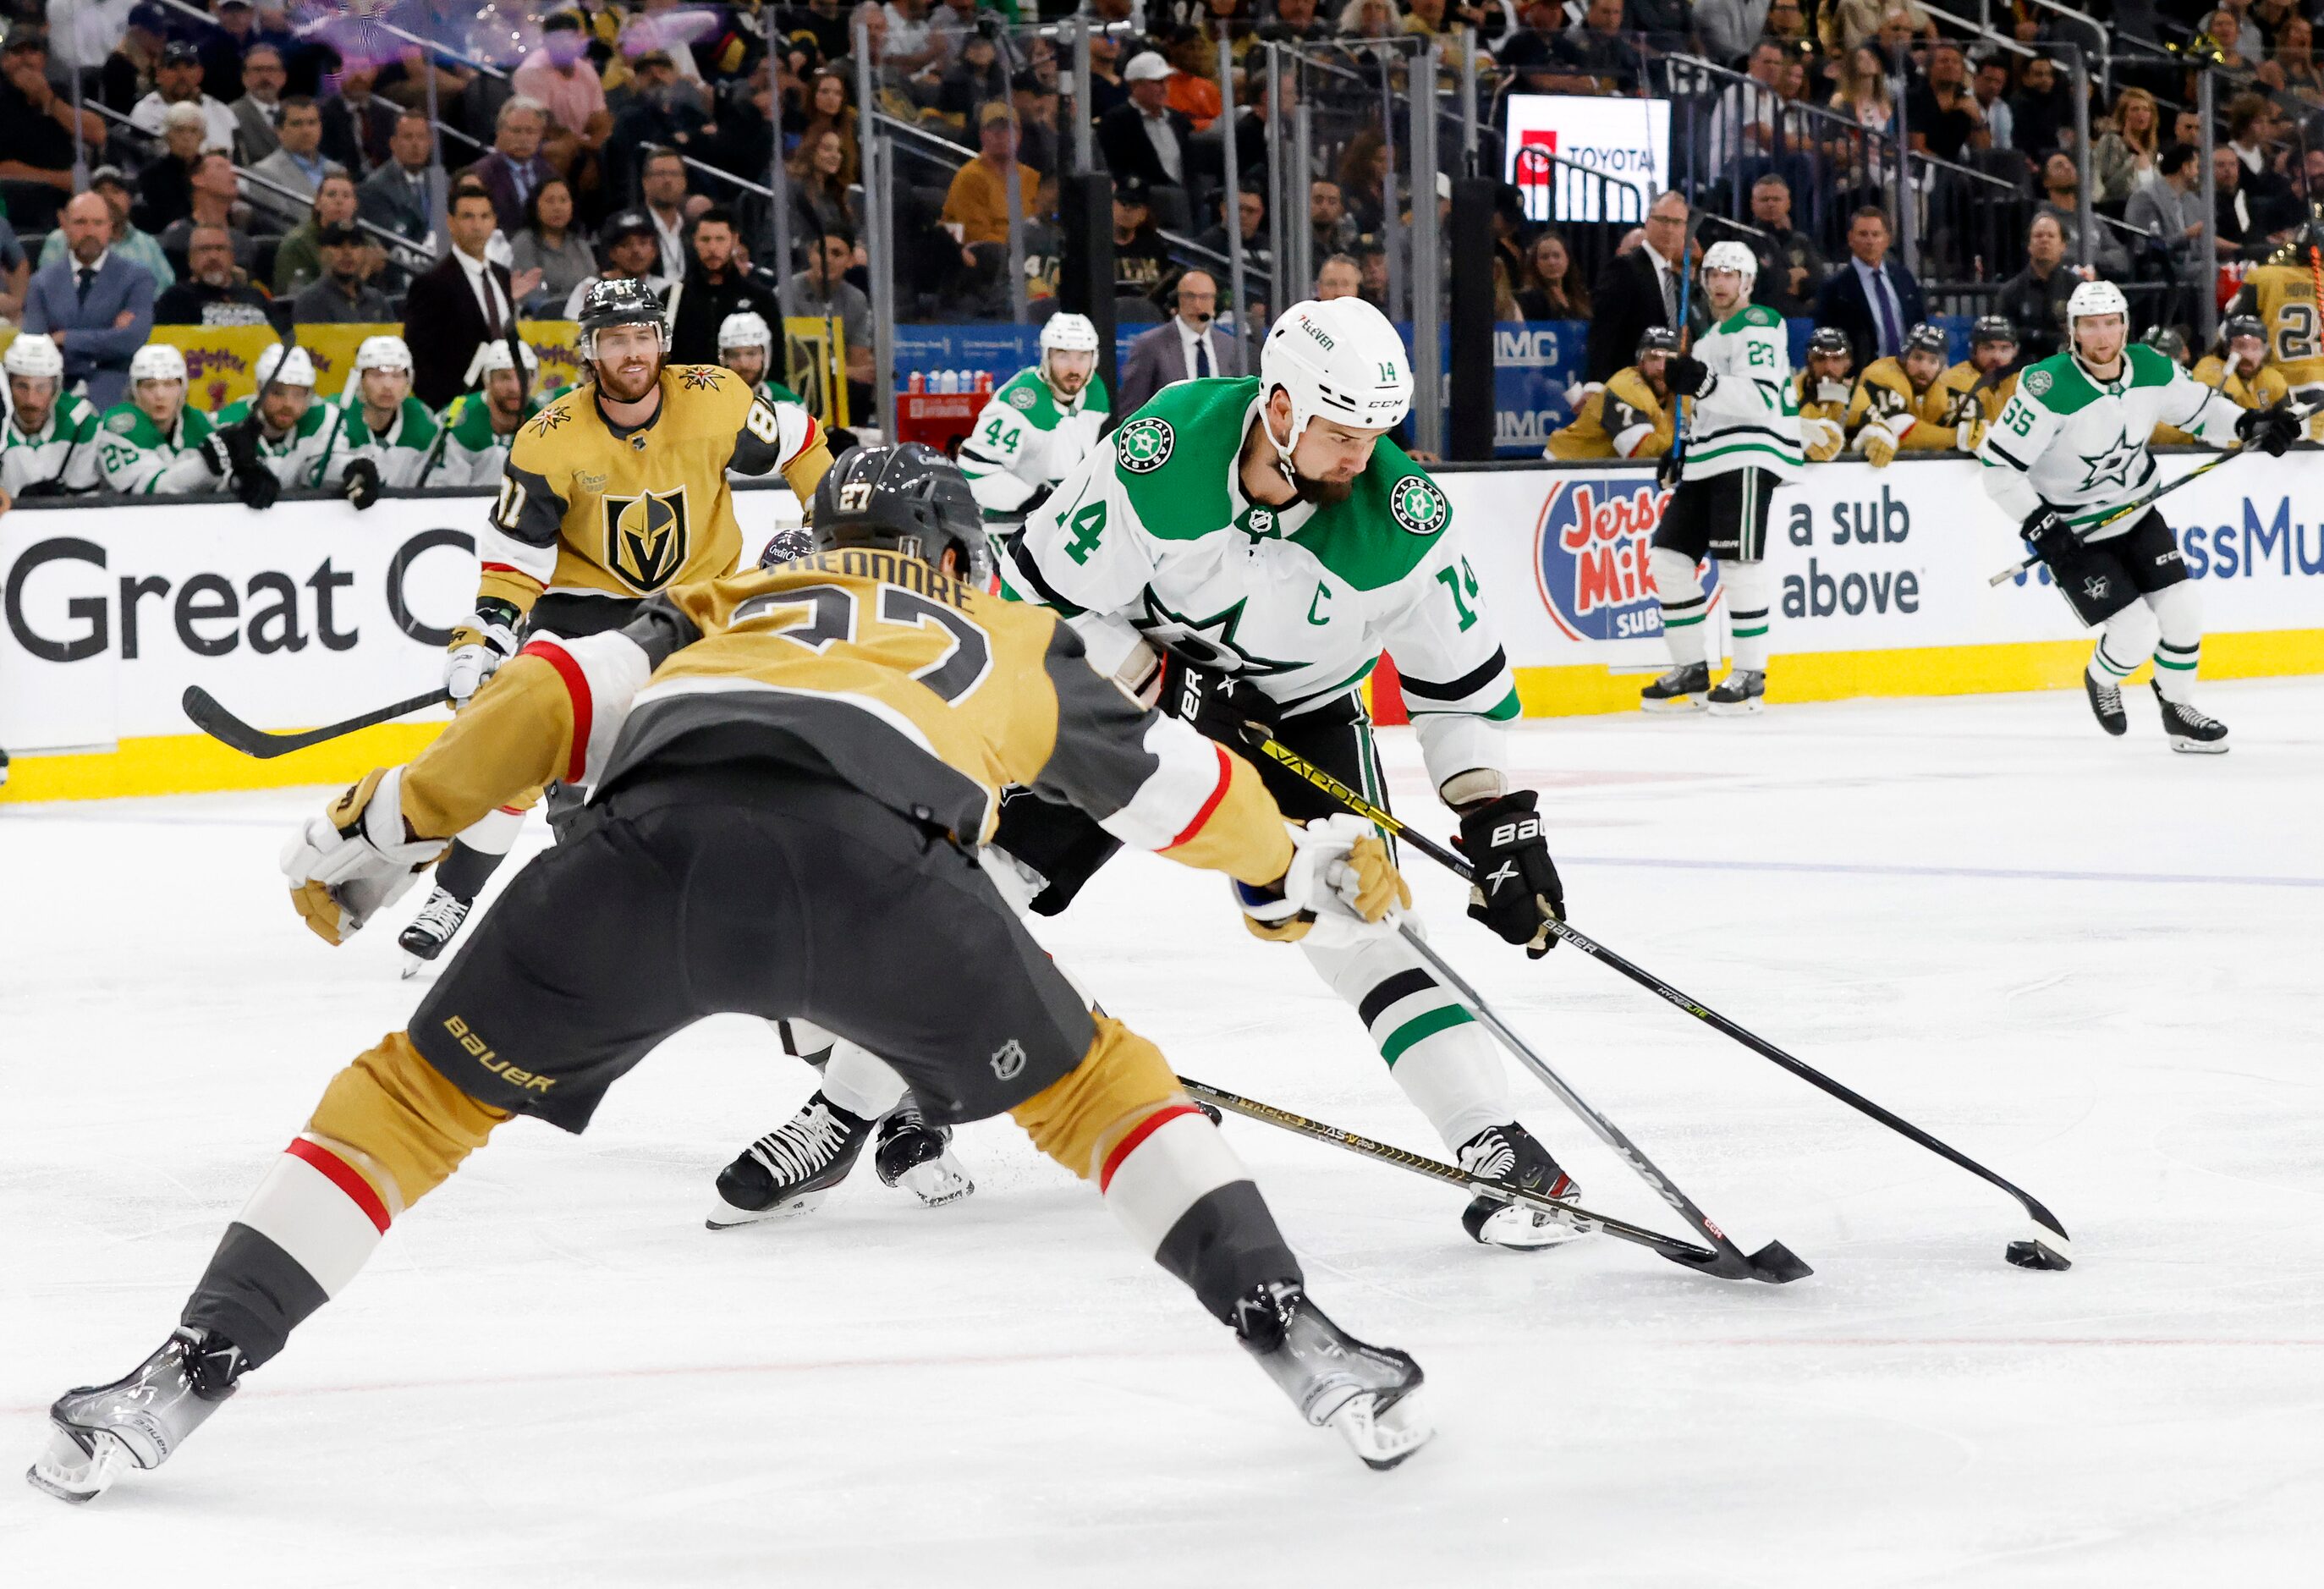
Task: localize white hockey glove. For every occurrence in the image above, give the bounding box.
[281,767,447,946]
[1802,416,1846,462]
[1237,814,1410,945]
[444,599,522,707]
[1855,420,1898,467]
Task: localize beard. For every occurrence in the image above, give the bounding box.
[595,355,662,404]
[1289,467,1354,506]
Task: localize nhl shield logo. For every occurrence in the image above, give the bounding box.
[1389,475,1448,536]
[604,486,690,592]
[989,1038,1028,1080]
[1117,416,1173,473]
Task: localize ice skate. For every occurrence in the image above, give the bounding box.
[2084,672,2127,736]
[1706,668,1766,716]
[27,1327,244,1504]
[397,886,472,977]
[706,1094,871,1228]
[874,1098,974,1207]
[2152,683,2228,754]
[1457,1123,1587,1249]
[1233,1282,1431,1471]
[1640,662,1709,713]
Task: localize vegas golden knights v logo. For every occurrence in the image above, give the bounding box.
[603,486,690,592]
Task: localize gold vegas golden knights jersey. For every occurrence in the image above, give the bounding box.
[475,365,832,617]
[2153,355,2290,445]
[1846,356,1957,449]
[1931,360,2018,432]
[2231,262,2324,392]
[1546,366,1672,459]
[1794,369,1854,427]
[393,550,1296,889]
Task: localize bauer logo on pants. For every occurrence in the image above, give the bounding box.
[1531,476,1715,643]
[990,1038,1027,1080]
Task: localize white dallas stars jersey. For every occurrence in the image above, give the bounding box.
[212,395,341,488]
[1002,376,1519,789]
[1977,344,2246,540]
[958,366,1112,519]
[327,393,441,488]
[1680,303,1803,483]
[0,393,102,495]
[96,401,217,495]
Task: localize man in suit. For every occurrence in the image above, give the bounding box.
[357,109,437,259]
[464,96,556,237]
[245,96,332,234]
[402,181,516,410]
[228,41,286,164]
[1098,52,1191,192]
[1115,268,1242,414]
[1812,206,1926,370]
[1585,190,1690,385]
[319,64,398,181]
[22,191,157,410]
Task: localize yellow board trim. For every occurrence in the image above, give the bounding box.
[2,722,447,804]
[1512,628,2324,718]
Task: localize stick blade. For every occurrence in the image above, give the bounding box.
[181,685,283,757]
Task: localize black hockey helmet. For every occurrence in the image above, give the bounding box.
[2142,323,2190,363]
[579,275,667,339]
[2219,313,2266,349]
[1902,321,1948,360]
[813,443,982,576]
[1970,314,2017,349]
[1634,326,1680,360]
[1805,326,1852,361]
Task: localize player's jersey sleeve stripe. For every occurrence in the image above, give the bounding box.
[1099,1102,1205,1192]
[519,630,654,787]
[520,639,595,784]
[1166,741,1234,849]
[1981,439,2031,470]
[1003,533,1085,615]
[1400,647,1510,701]
[284,1136,392,1233]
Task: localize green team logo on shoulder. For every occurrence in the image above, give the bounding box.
[1009,385,1037,410]
[1389,475,1448,536]
[1117,416,1173,473]
[2023,368,2052,398]
[107,411,136,434]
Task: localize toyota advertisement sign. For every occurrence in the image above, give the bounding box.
[1505,95,1672,224]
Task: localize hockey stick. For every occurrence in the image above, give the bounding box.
[1244,729,2071,1262]
[1985,399,2321,586]
[1178,1075,1768,1276]
[182,685,442,759]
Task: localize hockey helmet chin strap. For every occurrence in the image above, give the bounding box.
[1261,385,1300,489]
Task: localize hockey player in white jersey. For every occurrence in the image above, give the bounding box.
[955,312,1110,528]
[1976,279,2299,751]
[420,340,541,488]
[0,334,102,502]
[1641,240,1804,715]
[206,344,334,508]
[96,344,219,496]
[715,311,804,409]
[325,334,438,498]
[711,297,1583,1249]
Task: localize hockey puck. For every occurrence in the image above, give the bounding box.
[2004,1239,2072,1271]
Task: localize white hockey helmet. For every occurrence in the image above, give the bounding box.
[253,342,318,391]
[3,333,64,382]
[129,342,189,385]
[1039,312,1101,355]
[462,337,540,387]
[1259,297,1412,463]
[717,311,774,353]
[1700,239,1758,285]
[2066,278,2129,331]
[354,334,414,374]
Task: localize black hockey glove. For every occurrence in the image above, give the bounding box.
[231,459,281,510]
[340,456,383,510]
[2019,504,2075,562]
[1159,654,1279,748]
[1663,355,1711,398]
[1452,790,1564,958]
[2234,402,2300,458]
[1654,446,1683,488]
[13,477,69,500]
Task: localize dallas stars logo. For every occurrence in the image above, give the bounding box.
[1116,416,1173,473]
[1390,475,1448,536]
[2075,428,2145,494]
[1131,587,1301,679]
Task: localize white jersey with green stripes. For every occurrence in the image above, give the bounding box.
[96,402,218,495]
[1002,375,1519,789]
[1680,302,1803,482]
[1976,344,2244,541]
[958,366,1111,518]
[0,392,102,495]
[428,392,539,487]
[212,395,341,488]
[328,394,441,488]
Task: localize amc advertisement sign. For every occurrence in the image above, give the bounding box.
[1504,95,1672,224]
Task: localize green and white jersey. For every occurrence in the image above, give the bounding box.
[1003,376,1519,789]
[428,392,541,488]
[0,392,102,496]
[959,367,1112,519]
[213,395,341,488]
[328,394,441,488]
[1976,344,2245,540]
[96,402,217,495]
[1680,303,1803,482]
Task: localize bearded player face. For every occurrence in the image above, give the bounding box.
[592,322,665,404]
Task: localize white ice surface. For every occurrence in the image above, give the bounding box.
[3,680,2321,1586]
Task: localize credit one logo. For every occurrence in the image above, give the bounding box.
[1532,476,1714,642]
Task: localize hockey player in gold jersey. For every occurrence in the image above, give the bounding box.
[1547,328,1675,460]
[1794,327,1854,461]
[1846,322,1968,465]
[1926,315,2020,449]
[402,278,837,970]
[2156,316,2290,446]
[26,447,1435,1506]
[2228,227,2324,410]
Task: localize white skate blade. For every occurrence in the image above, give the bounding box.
[1329,1391,1433,1471]
[27,1425,130,1504]
[400,954,426,980]
[703,1188,829,1230]
[893,1147,974,1208]
[1706,696,1765,718]
[2166,735,2228,755]
[1472,1198,1593,1250]
[1640,696,1706,715]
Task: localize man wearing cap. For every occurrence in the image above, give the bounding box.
[563,209,673,319]
[1,33,109,229]
[405,181,521,410]
[23,190,157,410]
[289,221,393,323]
[942,102,1041,248]
[102,4,171,118]
[131,41,237,154]
[1110,175,1169,298]
[1098,52,1191,191]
